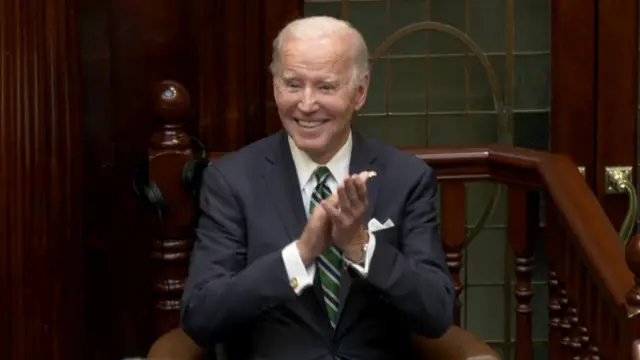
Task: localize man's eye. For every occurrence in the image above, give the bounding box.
[284,82,302,90]
[319,84,336,92]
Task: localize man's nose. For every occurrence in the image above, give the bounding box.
[297,87,319,113]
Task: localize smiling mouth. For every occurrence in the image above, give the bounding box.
[295,118,327,129]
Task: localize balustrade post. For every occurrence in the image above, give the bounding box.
[439,182,466,325]
[133,80,209,339]
[578,326,591,360]
[548,270,563,359]
[567,306,582,359]
[546,200,565,360]
[508,188,537,360]
[559,288,572,355]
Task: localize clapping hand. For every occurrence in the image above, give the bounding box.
[320,171,376,262]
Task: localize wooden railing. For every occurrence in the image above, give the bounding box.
[406,146,640,359]
[140,81,640,359]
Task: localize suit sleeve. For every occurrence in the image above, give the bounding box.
[366,167,456,338]
[180,164,296,348]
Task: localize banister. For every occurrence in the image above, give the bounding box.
[401,145,633,316]
[539,157,631,311]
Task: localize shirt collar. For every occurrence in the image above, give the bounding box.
[288,132,352,190]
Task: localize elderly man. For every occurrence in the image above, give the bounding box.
[180,15,455,360]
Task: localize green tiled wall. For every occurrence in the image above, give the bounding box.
[304,1,550,358]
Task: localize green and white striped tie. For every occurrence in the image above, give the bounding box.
[309,166,342,328]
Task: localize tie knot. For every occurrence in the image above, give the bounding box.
[314,166,331,184]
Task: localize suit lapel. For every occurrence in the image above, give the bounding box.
[336,132,382,334]
[260,131,332,338]
[261,131,307,242]
[348,132,381,229]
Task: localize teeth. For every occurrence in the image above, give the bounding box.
[297,120,323,128]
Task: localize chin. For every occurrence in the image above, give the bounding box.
[291,134,330,154]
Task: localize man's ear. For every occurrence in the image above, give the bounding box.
[354,73,370,111]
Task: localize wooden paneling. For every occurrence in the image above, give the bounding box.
[595,0,639,229]
[80,0,200,356]
[195,0,264,150]
[550,0,597,188]
[0,0,84,359]
[79,0,303,357]
[551,0,638,232]
[195,0,303,150]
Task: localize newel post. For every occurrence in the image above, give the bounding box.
[133,80,209,339]
[625,235,640,358]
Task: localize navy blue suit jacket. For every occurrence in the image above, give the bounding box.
[180,130,455,360]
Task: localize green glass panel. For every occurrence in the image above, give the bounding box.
[428,114,498,146]
[361,61,387,115]
[468,0,506,53]
[426,56,466,111]
[348,1,387,50]
[514,55,550,110]
[515,0,550,52]
[466,182,507,226]
[513,112,550,150]
[465,227,506,284]
[354,115,427,146]
[466,286,505,341]
[389,58,427,113]
[429,0,467,54]
[468,55,507,111]
[387,1,427,55]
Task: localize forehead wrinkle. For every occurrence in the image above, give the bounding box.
[280,35,355,81]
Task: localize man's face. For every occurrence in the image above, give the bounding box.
[273,34,369,163]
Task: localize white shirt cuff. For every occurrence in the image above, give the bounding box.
[345,231,376,277]
[281,240,316,295]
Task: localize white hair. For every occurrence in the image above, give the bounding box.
[269,16,369,87]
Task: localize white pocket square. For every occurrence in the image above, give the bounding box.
[367,218,395,232]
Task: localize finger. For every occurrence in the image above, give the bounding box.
[320,199,340,218]
[321,200,350,228]
[345,176,360,204]
[353,174,368,202]
[337,181,351,212]
[337,186,355,221]
[321,201,352,229]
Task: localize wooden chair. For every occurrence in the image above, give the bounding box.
[148,325,501,360]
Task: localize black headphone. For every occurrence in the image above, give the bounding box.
[181,136,210,199]
[133,136,208,219]
[132,158,170,220]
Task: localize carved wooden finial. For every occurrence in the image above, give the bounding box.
[153,80,190,123]
[150,80,190,149]
[625,235,640,306]
[145,80,198,336]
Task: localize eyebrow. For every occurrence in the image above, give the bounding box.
[281,73,340,84]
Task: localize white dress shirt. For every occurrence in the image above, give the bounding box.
[280,132,377,295]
